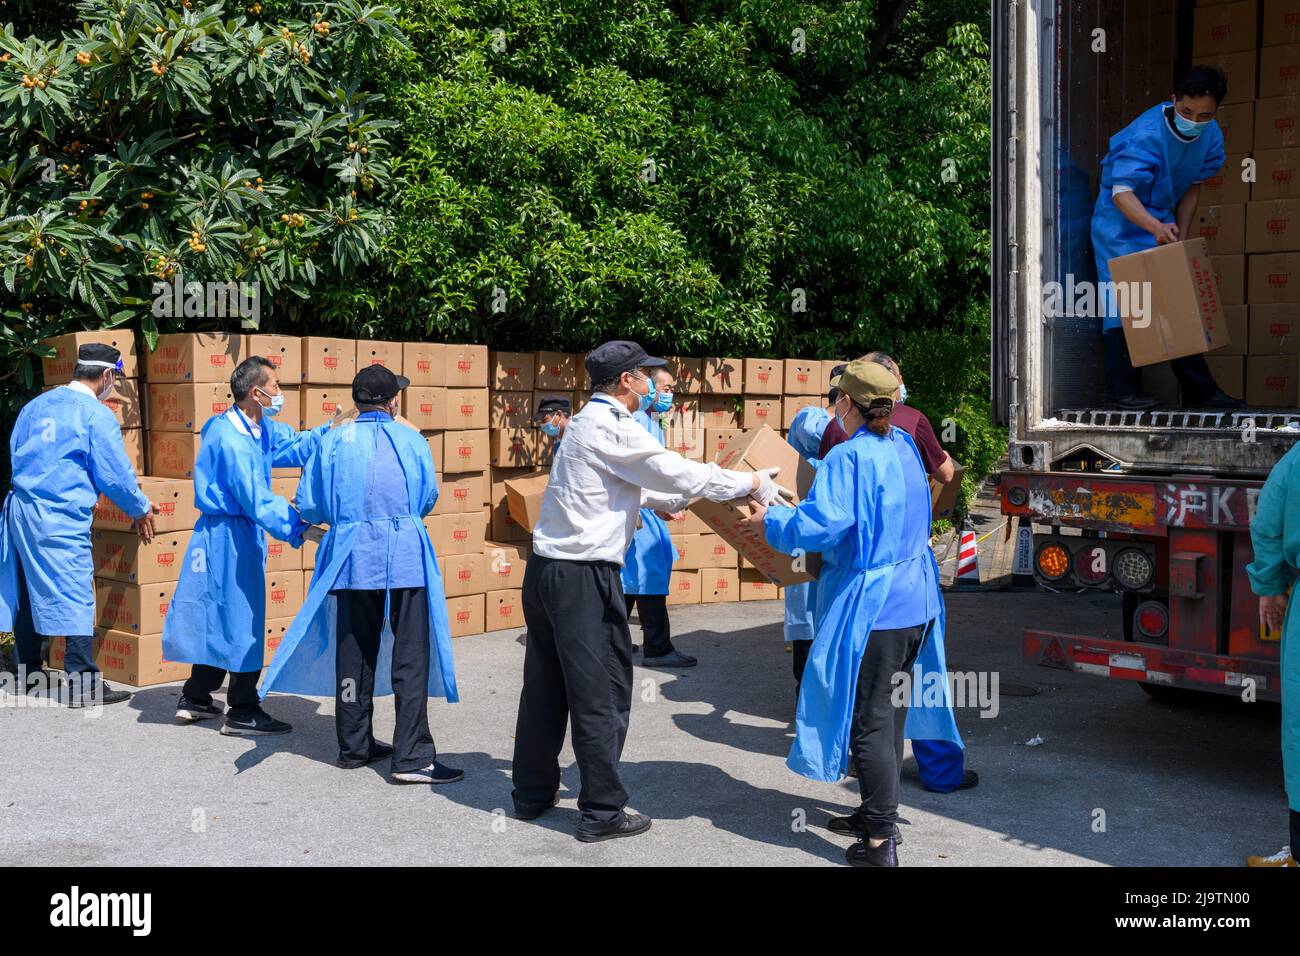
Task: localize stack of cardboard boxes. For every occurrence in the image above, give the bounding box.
[1198,0,1300,403]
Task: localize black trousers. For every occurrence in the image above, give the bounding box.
[850,624,927,838]
[334,587,435,774]
[792,639,812,687]
[512,553,633,823]
[624,592,674,658]
[183,665,261,718]
[1292,809,1300,863]
[1103,328,1221,403]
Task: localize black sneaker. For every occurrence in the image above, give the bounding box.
[67,679,130,708]
[846,834,900,867]
[1109,392,1156,410]
[391,761,464,784]
[175,696,224,723]
[220,708,292,736]
[642,650,697,668]
[575,811,652,843]
[1194,390,1246,409]
[826,814,903,844]
[337,743,395,769]
[513,794,560,820]
[957,769,979,790]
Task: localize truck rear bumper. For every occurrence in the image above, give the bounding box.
[1022,629,1281,701]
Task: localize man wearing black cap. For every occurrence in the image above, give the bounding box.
[533,395,571,449]
[0,343,157,707]
[259,365,462,784]
[510,340,792,841]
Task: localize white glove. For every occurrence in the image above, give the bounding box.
[753,466,794,506]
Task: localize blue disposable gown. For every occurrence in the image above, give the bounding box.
[1245,444,1300,814]
[621,410,675,596]
[782,405,831,643]
[765,425,961,782]
[260,415,457,701]
[0,386,151,636]
[1092,102,1226,331]
[162,408,326,672]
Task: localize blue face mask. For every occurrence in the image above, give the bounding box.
[1172,110,1210,139]
[897,382,908,405]
[257,387,285,417]
[636,374,658,414]
[540,421,561,438]
[651,389,673,414]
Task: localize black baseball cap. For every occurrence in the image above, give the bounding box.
[827,363,847,402]
[77,343,123,370]
[533,396,571,420]
[352,364,409,405]
[584,340,667,386]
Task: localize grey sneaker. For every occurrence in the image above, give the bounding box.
[642,650,697,668]
[175,696,224,723]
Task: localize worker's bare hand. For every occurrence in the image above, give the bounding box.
[654,511,676,521]
[1260,593,1287,634]
[744,498,768,526]
[132,507,157,544]
[1152,222,1179,244]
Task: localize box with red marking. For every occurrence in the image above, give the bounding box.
[92,529,192,585]
[145,333,246,384]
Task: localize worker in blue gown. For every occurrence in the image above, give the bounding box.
[784,398,833,686]
[0,343,156,707]
[748,359,962,867]
[1244,445,1300,868]
[260,365,460,784]
[1092,65,1241,410]
[164,356,330,736]
[623,366,696,667]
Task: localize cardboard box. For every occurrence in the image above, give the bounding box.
[145,332,245,383]
[432,471,489,515]
[1261,44,1300,98]
[302,386,349,429]
[1264,0,1300,46]
[427,512,487,555]
[782,359,822,395]
[277,386,301,432]
[94,476,198,533]
[1247,198,1300,252]
[96,376,143,429]
[1217,101,1255,153]
[42,330,139,382]
[504,473,549,533]
[1250,304,1300,355]
[739,568,781,601]
[1246,354,1299,405]
[490,390,533,428]
[665,357,703,394]
[700,357,743,394]
[490,351,535,391]
[742,398,781,429]
[663,425,705,461]
[1210,304,1249,355]
[264,617,292,666]
[1192,0,1258,56]
[445,388,489,430]
[94,578,177,635]
[440,551,487,598]
[1205,355,1246,398]
[1248,252,1300,301]
[446,593,486,638]
[782,395,823,430]
[403,386,446,431]
[700,567,740,603]
[484,541,529,590]
[659,507,710,535]
[1192,203,1245,255]
[1211,254,1246,304]
[671,534,705,570]
[535,351,577,391]
[423,430,444,471]
[1202,155,1252,205]
[1201,50,1258,105]
[690,426,818,585]
[490,427,538,467]
[1107,238,1228,366]
[444,344,489,388]
[147,431,201,479]
[403,342,444,386]
[92,529,192,585]
[147,382,234,432]
[697,395,742,429]
[664,396,700,430]
[1254,149,1300,201]
[302,536,319,571]
[50,632,190,687]
[485,589,524,632]
[356,339,403,373]
[443,430,489,472]
[743,358,783,395]
[1256,96,1300,151]
[246,334,302,383]
[489,498,531,543]
[264,534,302,573]
[121,428,145,475]
[673,533,737,569]
[661,570,699,606]
[930,463,966,521]
[705,427,745,458]
[301,336,357,385]
[265,570,304,619]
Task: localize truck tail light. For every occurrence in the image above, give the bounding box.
[1134,600,1169,641]
[1035,542,1070,582]
[1113,547,1154,591]
[1073,544,1110,585]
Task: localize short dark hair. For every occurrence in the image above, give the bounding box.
[231,355,275,401]
[1175,66,1228,105]
[72,363,109,383]
[594,365,654,396]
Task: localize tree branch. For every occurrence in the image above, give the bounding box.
[864,0,915,71]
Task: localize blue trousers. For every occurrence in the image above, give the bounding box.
[913,739,966,793]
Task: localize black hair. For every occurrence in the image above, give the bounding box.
[594,365,655,396]
[1175,66,1228,105]
[72,363,110,383]
[231,355,275,401]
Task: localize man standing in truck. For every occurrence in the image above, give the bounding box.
[1091,65,1243,411]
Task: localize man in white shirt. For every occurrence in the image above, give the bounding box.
[511,340,790,842]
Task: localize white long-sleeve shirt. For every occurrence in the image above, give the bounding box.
[532,392,754,564]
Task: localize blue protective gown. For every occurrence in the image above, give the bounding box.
[765,425,961,782]
[260,413,457,701]
[162,408,326,673]
[782,405,831,643]
[1092,102,1226,332]
[0,386,151,636]
[621,410,676,597]
[1245,444,1300,815]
